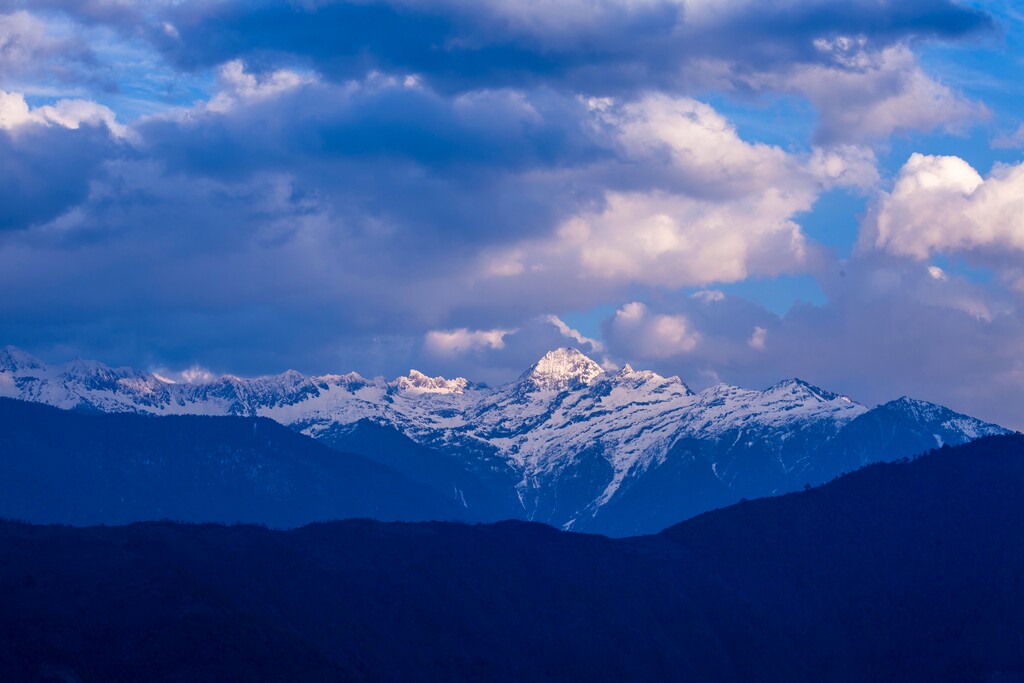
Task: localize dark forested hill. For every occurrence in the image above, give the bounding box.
[0,398,462,527]
[1,433,1023,682]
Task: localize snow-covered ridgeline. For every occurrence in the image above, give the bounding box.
[0,345,1006,510]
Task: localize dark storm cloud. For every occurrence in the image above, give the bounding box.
[3,0,993,94]
[133,79,609,256]
[0,123,118,231]
[139,0,992,94]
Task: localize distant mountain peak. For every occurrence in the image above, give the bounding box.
[610,364,693,395]
[394,369,469,395]
[878,396,955,422]
[0,345,45,373]
[765,378,842,402]
[523,348,604,391]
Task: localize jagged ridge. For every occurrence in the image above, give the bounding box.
[0,345,1009,535]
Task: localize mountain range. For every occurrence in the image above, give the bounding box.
[0,345,1009,535]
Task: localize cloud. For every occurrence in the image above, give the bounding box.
[554,188,812,287]
[748,325,767,350]
[90,0,988,148]
[0,0,1014,429]
[424,327,515,356]
[863,153,1024,266]
[607,301,701,359]
[0,91,126,231]
[808,145,879,190]
[481,94,865,289]
[773,44,983,144]
[544,314,603,352]
[0,89,132,139]
[0,73,880,374]
[0,10,94,83]
[691,290,725,304]
[204,59,317,113]
[993,124,1024,150]
[591,256,1023,429]
[124,0,991,95]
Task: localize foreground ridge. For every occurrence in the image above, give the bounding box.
[2,434,1023,682]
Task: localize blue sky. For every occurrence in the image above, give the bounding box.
[1,0,1023,428]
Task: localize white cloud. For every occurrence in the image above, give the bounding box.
[864,153,1024,260]
[691,289,725,303]
[149,365,217,385]
[0,90,33,128]
[424,327,516,356]
[0,11,71,78]
[605,94,799,197]
[609,301,701,358]
[485,94,849,289]
[808,145,879,190]
[561,189,810,286]
[0,89,133,140]
[748,325,767,350]
[544,314,603,352]
[768,45,982,144]
[206,60,317,113]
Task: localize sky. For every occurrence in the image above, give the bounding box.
[1,0,1023,428]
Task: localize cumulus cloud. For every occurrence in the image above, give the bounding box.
[424,327,515,356]
[774,44,983,143]
[204,60,317,113]
[0,10,94,83]
[482,94,869,289]
[0,90,131,139]
[554,189,811,287]
[608,302,701,359]
[808,145,879,190]
[863,153,1024,262]
[748,325,767,350]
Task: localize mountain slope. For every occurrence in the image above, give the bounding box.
[0,398,462,527]
[0,344,1008,534]
[1,434,1022,682]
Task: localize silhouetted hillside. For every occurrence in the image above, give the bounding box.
[1,433,1022,682]
[314,419,524,521]
[0,398,462,527]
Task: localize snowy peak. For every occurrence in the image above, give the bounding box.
[394,369,469,395]
[0,346,45,373]
[764,378,843,403]
[609,364,693,396]
[881,396,950,420]
[876,396,1008,438]
[522,348,604,391]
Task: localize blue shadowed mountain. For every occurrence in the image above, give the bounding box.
[0,345,1009,534]
[0,398,463,527]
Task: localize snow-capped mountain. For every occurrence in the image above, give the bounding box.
[0,345,1009,535]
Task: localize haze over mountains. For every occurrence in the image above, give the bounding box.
[0,345,1008,535]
